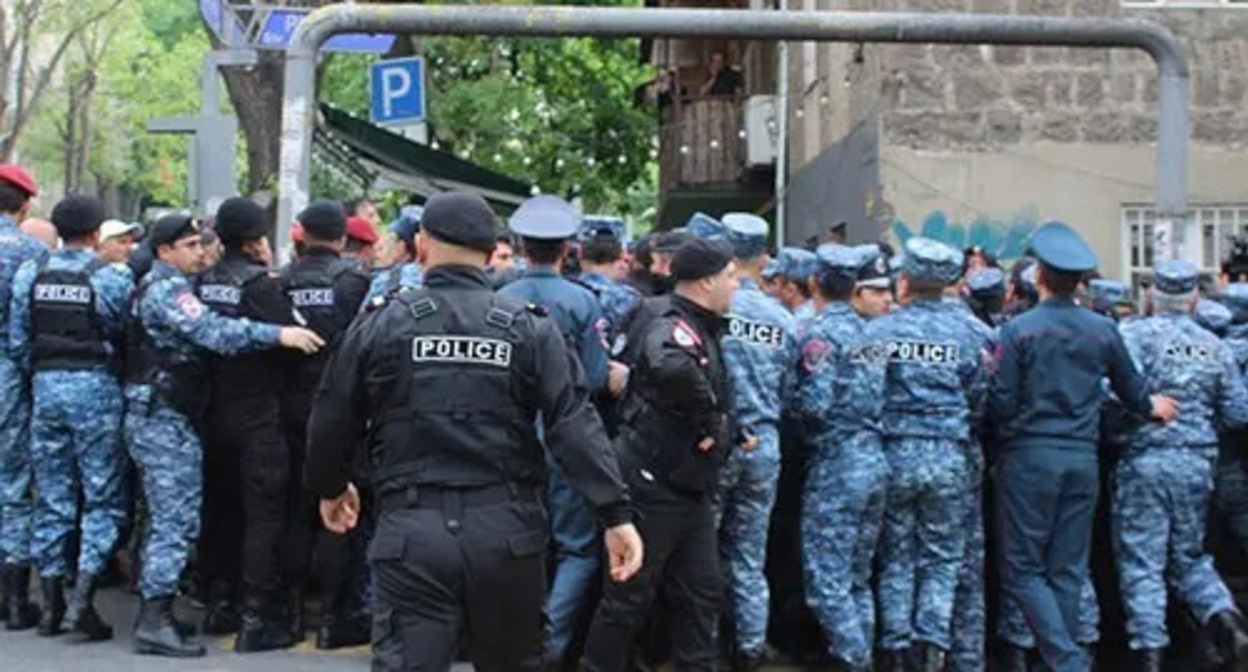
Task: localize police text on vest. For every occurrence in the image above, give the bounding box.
[34,284,91,304]
[412,336,512,368]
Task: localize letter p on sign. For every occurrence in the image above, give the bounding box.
[370,57,426,126]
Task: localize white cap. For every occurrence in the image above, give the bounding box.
[100,220,143,241]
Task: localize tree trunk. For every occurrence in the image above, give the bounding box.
[218,49,286,199]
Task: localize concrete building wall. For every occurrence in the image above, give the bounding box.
[782,0,1248,278]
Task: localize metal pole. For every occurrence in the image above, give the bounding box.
[277,4,1190,264]
[775,36,789,249]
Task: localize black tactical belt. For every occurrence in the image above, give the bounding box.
[378,482,539,513]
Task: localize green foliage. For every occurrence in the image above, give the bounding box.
[318,0,658,221]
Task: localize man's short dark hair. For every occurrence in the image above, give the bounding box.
[582,236,623,265]
[817,272,854,301]
[522,238,567,266]
[0,184,29,215]
[1040,265,1082,296]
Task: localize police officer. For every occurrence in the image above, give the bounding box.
[279,200,372,650]
[577,219,643,357]
[198,196,311,652]
[713,213,796,671]
[1087,278,1135,322]
[989,222,1177,672]
[795,244,892,672]
[582,238,739,672]
[771,247,818,323]
[859,238,987,672]
[497,195,623,667]
[125,214,323,657]
[1218,284,1248,558]
[1194,298,1233,337]
[965,267,1006,327]
[304,191,642,671]
[0,163,46,631]
[365,207,423,304]
[1115,260,1248,671]
[8,195,130,640]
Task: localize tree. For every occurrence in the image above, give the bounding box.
[0,0,125,160]
[218,0,657,219]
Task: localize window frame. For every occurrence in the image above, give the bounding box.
[1121,203,1248,293]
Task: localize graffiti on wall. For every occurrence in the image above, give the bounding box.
[890,207,1042,262]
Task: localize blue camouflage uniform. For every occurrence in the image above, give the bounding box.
[989,223,1153,672]
[1217,284,1248,554]
[1194,298,1233,337]
[126,259,282,600]
[784,248,820,330]
[364,261,422,305]
[795,244,891,670]
[859,238,986,662]
[9,248,132,579]
[498,195,611,663]
[1116,261,1248,652]
[712,213,798,658]
[576,219,642,347]
[0,214,48,568]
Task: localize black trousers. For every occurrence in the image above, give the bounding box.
[369,485,548,672]
[582,492,720,672]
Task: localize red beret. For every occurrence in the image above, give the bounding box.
[0,164,37,197]
[346,216,378,244]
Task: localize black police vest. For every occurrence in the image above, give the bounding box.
[369,288,544,495]
[280,256,358,347]
[30,257,112,371]
[123,274,206,421]
[197,259,274,401]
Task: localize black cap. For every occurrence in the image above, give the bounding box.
[298,201,348,241]
[421,192,498,253]
[50,195,106,237]
[214,197,270,244]
[670,238,734,281]
[149,214,201,249]
[653,230,694,254]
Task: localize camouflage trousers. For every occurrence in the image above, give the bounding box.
[878,437,969,652]
[125,398,202,600]
[30,370,128,577]
[946,446,985,672]
[1113,449,1236,650]
[0,357,32,565]
[801,430,887,670]
[714,423,781,653]
[1215,444,1248,556]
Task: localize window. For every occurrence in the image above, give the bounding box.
[1122,204,1248,292]
[1122,0,1248,8]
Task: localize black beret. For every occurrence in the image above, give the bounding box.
[670,238,734,281]
[298,201,348,241]
[421,192,498,253]
[653,230,694,254]
[214,197,270,244]
[50,196,106,237]
[149,214,201,249]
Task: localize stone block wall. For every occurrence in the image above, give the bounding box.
[861,0,1248,150]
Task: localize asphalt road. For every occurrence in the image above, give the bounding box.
[0,587,477,672]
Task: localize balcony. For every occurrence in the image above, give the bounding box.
[658,96,746,198]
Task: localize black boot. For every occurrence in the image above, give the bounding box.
[913,642,945,672]
[64,573,112,641]
[1133,647,1163,672]
[202,595,240,635]
[37,576,65,637]
[134,596,205,658]
[286,586,305,641]
[731,648,765,672]
[315,609,370,650]
[1207,610,1248,667]
[4,564,39,631]
[998,643,1031,672]
[879,648,908,672]
[235,595,297,653]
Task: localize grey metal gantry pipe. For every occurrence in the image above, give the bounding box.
[277,4,1190,263]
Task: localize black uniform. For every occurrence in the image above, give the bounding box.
[196,251,297,635]
[278,246,370,644]
[305,265,632,672]
[582,293,730,672]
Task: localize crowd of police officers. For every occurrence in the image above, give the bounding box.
[7,155,1248,672]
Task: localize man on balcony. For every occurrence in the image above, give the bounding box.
[700,52,743,98]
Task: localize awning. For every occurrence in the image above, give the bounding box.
[315,104,534,211]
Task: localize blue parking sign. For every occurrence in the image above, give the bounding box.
[370,58,426,125]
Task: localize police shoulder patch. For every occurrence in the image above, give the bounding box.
[801,339,831,372]
[672,319,701,350]
[175,292,204,319]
